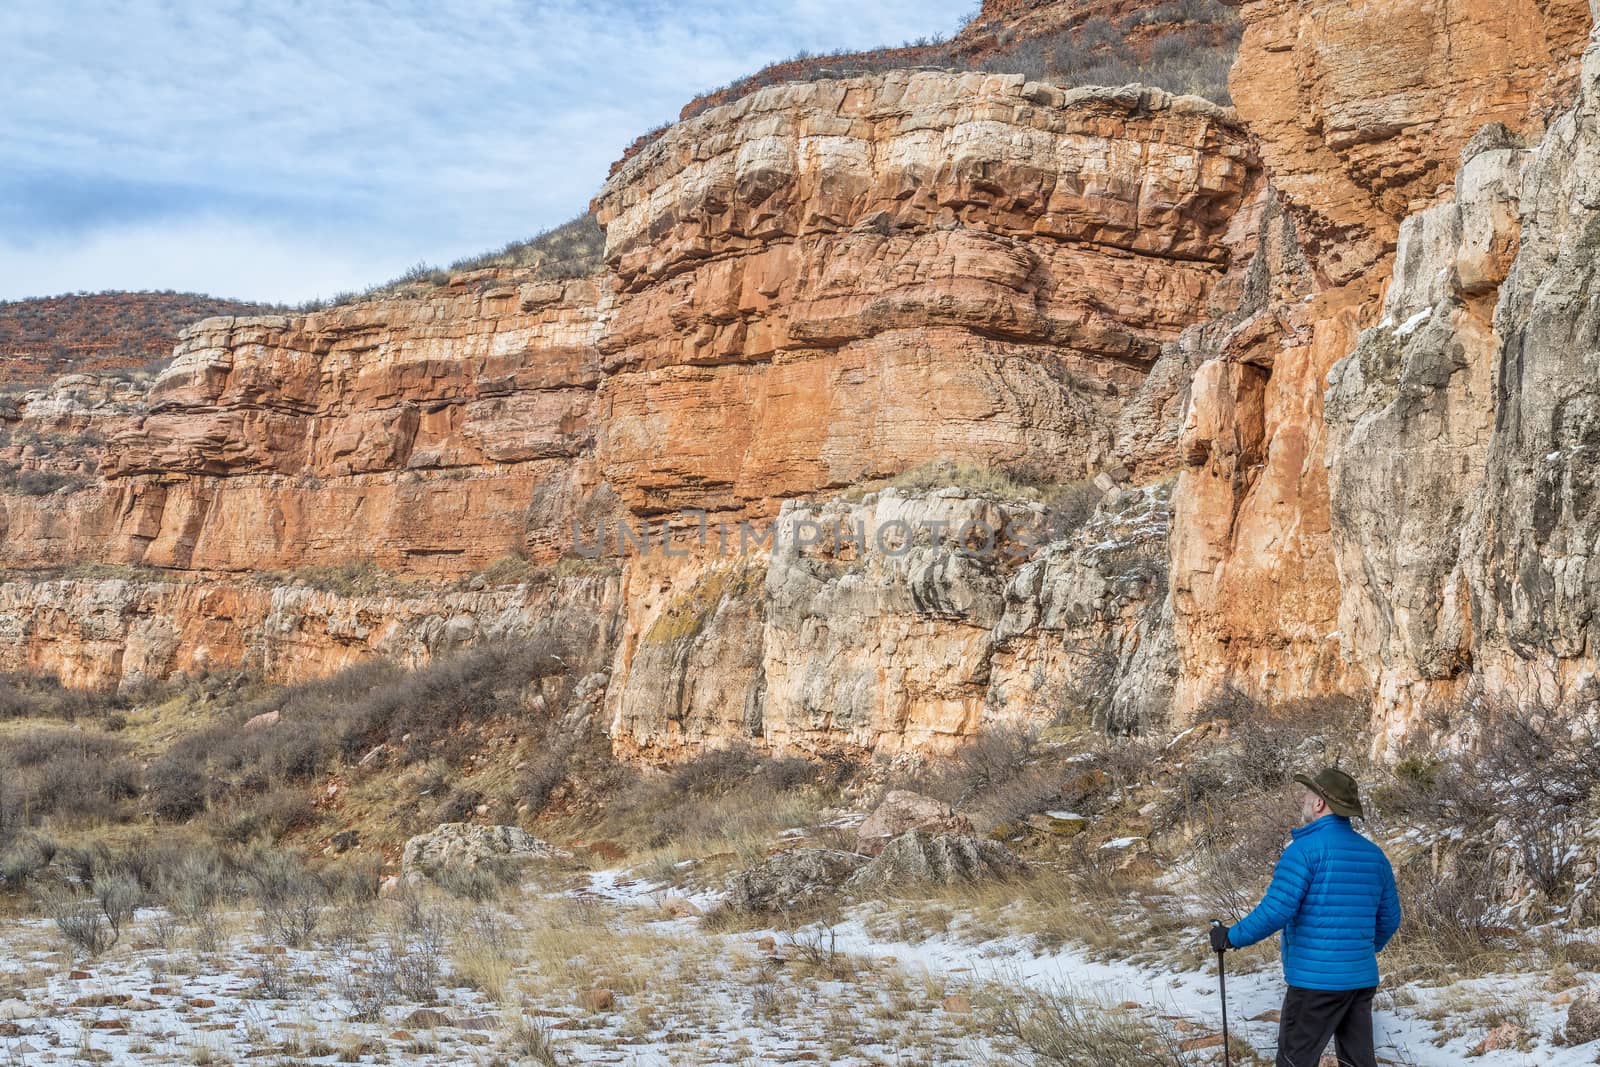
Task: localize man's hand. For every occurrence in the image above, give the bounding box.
[1209,923,1231,953]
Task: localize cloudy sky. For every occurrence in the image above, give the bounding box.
[1,0,974,305]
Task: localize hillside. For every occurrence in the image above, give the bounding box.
[0,291,275,386]
[679,0,1240,118]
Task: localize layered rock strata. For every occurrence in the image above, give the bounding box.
[2,72,1256,751]
[1167,0,1592,721]
[6,0,1598,755]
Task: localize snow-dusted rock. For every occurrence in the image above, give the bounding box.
[400,823,570,885]
[723,849,867,914]
[855,791,972,857]
[846,831,1027,894]
[1567,989,1600,1046]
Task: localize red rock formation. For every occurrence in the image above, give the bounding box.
[596,74,1257,523]
[1166,0,1592,718]
[1,68,1260,743]
[6,0,1595,756]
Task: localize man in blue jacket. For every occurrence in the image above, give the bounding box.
[1209,768,1402,1067]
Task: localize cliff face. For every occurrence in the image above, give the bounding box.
[594,73,1254,520]
[594,71,1256,756]
[1166,0,1593,722]
[3,277,610,576]
[1325,15,1600,737]
[1,70,1257,755]
[6,0,1600,756]
[0,276,621,688]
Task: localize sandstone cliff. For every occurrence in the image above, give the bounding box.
[5,0,1600,758]
[1167,0,1593,723]
[1,70,1258,757]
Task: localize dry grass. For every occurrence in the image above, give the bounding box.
[986,984,1204,1067]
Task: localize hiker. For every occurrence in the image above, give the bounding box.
[1208,768,1402,1067]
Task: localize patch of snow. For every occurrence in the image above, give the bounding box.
[1394,309,1432,337]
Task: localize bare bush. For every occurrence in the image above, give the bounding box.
[247,853,327,949]
[93,869,140,938]
[0,727,140,828]
[49,896,118,958]
[1190,793,1299,921]
[338,942,400,1023]
[0,831,58,888]
[395,917,447,1001]
[503,1014,563,1065]
[1392,848,1504,974]
[990,985,1193,1066]
[256,950,299,1000]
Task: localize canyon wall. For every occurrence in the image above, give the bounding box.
[4,0,1599,756]
[1,69,1259,759]
[593,72,1255,754]
[1167,0,1593,721]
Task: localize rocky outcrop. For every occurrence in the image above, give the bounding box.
[3,68,1256,736]
[1323,21,1600,735]
[0,555,620,693]
[723,848,868,913]
[595,73,1256,520]
[1225,0,1588,284]
[607,480,1174,757]
[845,830,1028,892]
[400,823,571,885]
[1166,0,1593,722]
[9,0,1600,758]
[855,790,973,856]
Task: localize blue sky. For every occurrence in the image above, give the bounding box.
[1,0,975,304]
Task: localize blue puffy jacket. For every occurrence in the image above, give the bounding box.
[1227,814,1402,991]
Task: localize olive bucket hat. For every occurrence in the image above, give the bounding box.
[1294,767,1365,818]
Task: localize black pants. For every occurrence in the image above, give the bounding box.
[1274,986,1377,1067]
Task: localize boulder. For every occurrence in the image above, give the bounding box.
[855,791,972,857]
[846,831,1027,894]
[724,849,867,914]
[1566,989,1600,1046]
[400,823,570,885]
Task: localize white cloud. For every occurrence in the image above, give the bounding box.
[0,0,974,303]
[0,219,416,306]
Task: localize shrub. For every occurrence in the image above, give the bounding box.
[503,1015,562,1066]
[435,858,521,903]
[605,744,838,855]
[92,868,141,938]
[913,725,1063,828]
[146,636,573,826]
[1391,848,1503,975]
[0,831,58,888]
[0,727,140,829]
[146,758,207,821]
[429,787,485,825]
[0,671,104,721]
[337,941,400,1023]
[990,987,1193,1066]
[447,212,605,279]
[49,895,118,958]
[246,852,328,949]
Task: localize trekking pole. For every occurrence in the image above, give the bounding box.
[1211,919,1232,1067]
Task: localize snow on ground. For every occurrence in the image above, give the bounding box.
[0,868,1595,1065]
[589,869,1600,1067]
